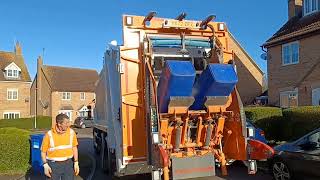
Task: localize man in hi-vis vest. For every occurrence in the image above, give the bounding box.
[41,113,80,180]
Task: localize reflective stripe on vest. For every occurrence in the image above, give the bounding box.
[47,155,73,161]
[46,129,75,160]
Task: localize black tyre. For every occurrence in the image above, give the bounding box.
[101,134,109,173]
[93,129,101,154]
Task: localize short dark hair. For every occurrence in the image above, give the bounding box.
[56,114,69,124]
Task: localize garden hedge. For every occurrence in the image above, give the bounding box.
[282,106,320,140]
[244,107,282,122]
[245,106,320,141]
[0,128,31,174]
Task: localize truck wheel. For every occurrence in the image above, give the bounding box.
[272,160,292,180]
[101,134,109,172]
[101,134,113,178]
[93,129,101,154]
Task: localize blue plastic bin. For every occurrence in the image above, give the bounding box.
[191,64,238,110]
[157,60,196,113]
[30,134,45,174]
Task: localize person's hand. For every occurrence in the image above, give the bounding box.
[43,163,52,178]
[74,161,80,176]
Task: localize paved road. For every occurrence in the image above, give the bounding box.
[75,128,272,180]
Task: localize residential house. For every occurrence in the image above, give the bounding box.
[0,42,31,119]
[263,0,320,107]
[30,56,99,125]
[228,33,265,105]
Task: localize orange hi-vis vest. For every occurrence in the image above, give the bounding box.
[41,127,78,161]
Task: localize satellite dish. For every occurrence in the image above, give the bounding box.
[260,53,268,60]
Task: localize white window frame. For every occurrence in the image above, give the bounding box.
[80,92,85,100]
[78,106,88,117]
[6,69,19,78]
[282,41,299,66]
[62,92,71,100]
[7,88,18,100]
[312,88,320,105]
[58,110,72,120]
[4,62,21,78]
[280,90,299,108]
[304,0,319,16]
[3,112,20,119]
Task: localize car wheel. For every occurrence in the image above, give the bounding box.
[272,160,291,180]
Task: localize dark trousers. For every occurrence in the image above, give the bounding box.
[47,159,74,180]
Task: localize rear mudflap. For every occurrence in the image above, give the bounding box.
[171,153,215,180]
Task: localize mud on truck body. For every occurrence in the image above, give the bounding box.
[93,12,273,180]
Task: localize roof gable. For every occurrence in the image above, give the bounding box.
[4,62,21,71]
[0,51,31,82]
[264,11,320,47]
[42,65,98,92]
[78,105,88,111]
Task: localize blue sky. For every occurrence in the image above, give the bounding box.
[0,0,287,79]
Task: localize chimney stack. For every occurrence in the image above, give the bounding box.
[36,56,43,116]
[14,41,22,55]
[288,0,303,19]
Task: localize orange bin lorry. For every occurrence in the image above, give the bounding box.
[93,12,273,180]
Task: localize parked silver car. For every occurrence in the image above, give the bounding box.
[73,117,94,128]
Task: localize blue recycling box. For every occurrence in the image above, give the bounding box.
[157,60,196,113]
[191,64,238,110]
[30,134,45,174]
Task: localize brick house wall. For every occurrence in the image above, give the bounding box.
[51,91,95,124]
[30,56,98,125]
[30,75,52,117]
[228,34,264,105]
[267,34,320,106]
[0,81,31,118]
[0,43,31,119]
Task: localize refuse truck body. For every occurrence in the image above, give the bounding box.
[93,13,273,180]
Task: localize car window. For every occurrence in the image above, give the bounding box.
[307,131,320,145]
[246,119,256,127]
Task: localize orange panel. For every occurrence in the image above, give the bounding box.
[223,120,246,160]
[120,43,147,159]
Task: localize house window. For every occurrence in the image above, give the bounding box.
[4,62,21,79]
[79,106,88,117]
[6,69,19,78]
[280,91,298,108]
[62,92,71,100]
[7,89,18,100]
[3,112,20,119]
[80,92,85,100]
[312,88,320,105]
[58,110,72,119]
[304,0,319,15]
[282,42,299,65]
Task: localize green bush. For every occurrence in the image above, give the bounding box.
[0,128,31,174]
[0,116,51,130]
[255,116,287,141]
[245,107,282,122]
[245,106,320,142]
[283,106,320,140]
